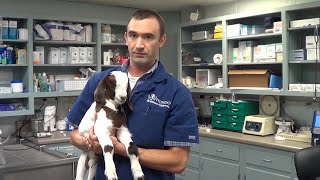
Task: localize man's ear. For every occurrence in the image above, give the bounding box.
[159,34,166,48]
[94,74,109,112]
[124,32,128,46]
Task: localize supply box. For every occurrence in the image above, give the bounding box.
[228,69,270,88]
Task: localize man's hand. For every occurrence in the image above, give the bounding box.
[88,126,102,154]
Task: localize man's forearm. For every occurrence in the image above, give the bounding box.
[70,129,90,151]
[138,146,190,174]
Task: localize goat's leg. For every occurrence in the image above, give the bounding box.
[117,126,144,180]
[94,116,117,180]
[86,151,98,180]
[75,152,88,180]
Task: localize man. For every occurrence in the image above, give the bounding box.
[68,9,199,180]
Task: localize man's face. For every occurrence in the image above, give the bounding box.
[125,17,166,67]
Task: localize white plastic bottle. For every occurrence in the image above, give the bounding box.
[0,129,6,165]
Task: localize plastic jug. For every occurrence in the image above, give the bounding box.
[0,129,6,165]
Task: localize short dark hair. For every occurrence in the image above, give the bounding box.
[127,9,165,37]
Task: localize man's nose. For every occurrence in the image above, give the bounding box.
[136,37,144,49]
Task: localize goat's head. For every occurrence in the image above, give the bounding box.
[94,71,129,112]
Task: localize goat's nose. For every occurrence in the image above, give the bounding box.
[120,96,126,101]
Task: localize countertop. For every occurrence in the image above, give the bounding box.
[29,131,72,145]
[29,129,311,152]
[199,128,311,152]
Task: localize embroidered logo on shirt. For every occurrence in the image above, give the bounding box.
[188,135,196,140]
[147,94,171,108]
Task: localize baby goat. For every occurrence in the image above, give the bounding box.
[75,71,144,180]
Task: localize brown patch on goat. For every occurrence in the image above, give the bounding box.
[94,73,117,112]
[128,142,139,157]
[85,154,90,169]
[104,145,113,153]
[102,106,126,128]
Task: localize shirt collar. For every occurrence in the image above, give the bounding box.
[121,59,159,77]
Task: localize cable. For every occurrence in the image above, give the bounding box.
[2,102,46,145]
[313,24,319,101]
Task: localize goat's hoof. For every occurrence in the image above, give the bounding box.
[136,175,144,180]
[105,171,118,180]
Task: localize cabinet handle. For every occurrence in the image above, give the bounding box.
[200,160,204,170]
[216,149,222,152]
[232,108,239,112]
[263,159,272,163]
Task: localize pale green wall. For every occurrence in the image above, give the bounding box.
[181,0,320,22]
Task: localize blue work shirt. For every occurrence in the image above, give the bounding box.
[67,60,199,180]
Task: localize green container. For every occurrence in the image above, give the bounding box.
[210,99,228,108]
[226,122,243,132]
[212,113,228,122]
[228,100,258,109]
[228,115,245,123]
[212,107,228,115]
[212,120,227,129]
[227,100,259,116]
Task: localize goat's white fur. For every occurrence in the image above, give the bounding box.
[75,71,144,180]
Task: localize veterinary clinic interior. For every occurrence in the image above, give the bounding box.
[1,0,320,179]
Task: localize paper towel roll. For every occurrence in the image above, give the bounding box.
[213,53,223,64]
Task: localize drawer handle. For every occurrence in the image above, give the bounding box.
[216,149,222,152]
[200,160,204,170]
[263,159,272,163]
[217,121,221,124]
[232,109,239,112]
[232,123,237,126]
[233,116,238,118]
[217,114,222,117]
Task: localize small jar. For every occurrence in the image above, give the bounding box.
[11,80,23,93]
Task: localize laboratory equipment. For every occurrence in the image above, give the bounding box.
[312,111,320,146]
[242,115,277,136]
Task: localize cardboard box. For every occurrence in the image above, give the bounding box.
[228,69,269,87]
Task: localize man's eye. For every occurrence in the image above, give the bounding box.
[129,34,137,38]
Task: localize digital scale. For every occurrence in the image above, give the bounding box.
[312,111,320,146]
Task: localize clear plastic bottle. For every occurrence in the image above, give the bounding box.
[101,24,111,43]
[0,129,6,165]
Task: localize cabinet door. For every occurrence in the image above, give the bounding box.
[200,157,239,180]
[245,167,291,180]
[176,168,199,180]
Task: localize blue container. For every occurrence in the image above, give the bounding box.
[269,74,282,89]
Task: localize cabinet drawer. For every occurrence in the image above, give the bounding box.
[226,122,243,132]
[212,107,228,115]
[188,154,200,168]
[201,140,239,161]
[212,113,228,121]
[176,168,199,180]
[245,149,292,172]
[191,144,200,153]
[228,115,245,123]
[210,100,228,108]
[212,120,227,129]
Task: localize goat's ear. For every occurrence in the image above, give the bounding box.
[94,74,109,112]
[126,81,133,110]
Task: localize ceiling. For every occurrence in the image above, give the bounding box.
[58,0,235,11]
